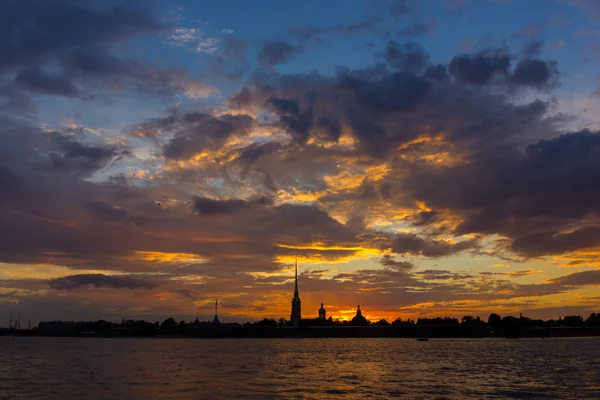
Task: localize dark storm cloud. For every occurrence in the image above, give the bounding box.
[1,1,203,100]
[548,269,600,287]
[384,41,431,73]
[15,67,80,97]
[266,97,300,115]
[50,133,126,163]
[47,132,131,176]
[16,47,199,99]
[279,113,313,143]
[193,196,272,215]
[337,68,432,114]
[315,116,342,142]
[257,41,304,68]
[449,48,559,89]
[412,211,440,226]
[511,58,559,89]
[0,0,166,72]
[49,274,156,290]
[232,61,443,157]
[1,120,130,178]
[60,47,188,96]
[264,94,319,143]
[511,228,600,257]
[449,49,511,85]
[403,129,600,255]
[385,233,478,257]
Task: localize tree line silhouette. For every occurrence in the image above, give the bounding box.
[12,312,599,337]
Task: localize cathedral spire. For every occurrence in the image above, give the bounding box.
[294,257,299,297]
[290,258,301,327]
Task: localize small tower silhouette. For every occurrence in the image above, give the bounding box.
[211,299,220,324]
[318,302,327,320]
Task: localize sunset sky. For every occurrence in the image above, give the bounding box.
[2,0,600,325]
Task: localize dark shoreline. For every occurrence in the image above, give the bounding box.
[3,325,599,339]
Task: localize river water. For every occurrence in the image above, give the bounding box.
[1,337,599,399]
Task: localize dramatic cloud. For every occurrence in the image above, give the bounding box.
[49,274,156,290]
[548,269,600,286]
[449,48,559,89]
[449,49,511,85]
[0,0,166,72]
[379,254,414,270]
[48,132,131,176]
[257,41,304,68]
[384,234,478,257]
[511,58,559,88]
[287,15,382,43]
[384,41,431,73]
[193,196,271,215]
[0,1,211,101]
[512,228,600,257]
[0,1,598,323]
[132,111,255,159]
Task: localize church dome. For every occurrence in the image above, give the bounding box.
[351,304,368,326]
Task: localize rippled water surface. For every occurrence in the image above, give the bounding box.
[1,337,600,399]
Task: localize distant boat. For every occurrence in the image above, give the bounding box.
[416,337,429,341]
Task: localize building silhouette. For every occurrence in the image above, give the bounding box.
[290,258,301,327]
[318,302,327,320]
[211,299,220,324]
[351,304,369,326]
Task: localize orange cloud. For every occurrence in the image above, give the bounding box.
[134,251,207,264]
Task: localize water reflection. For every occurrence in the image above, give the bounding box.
[1,337,600,399]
